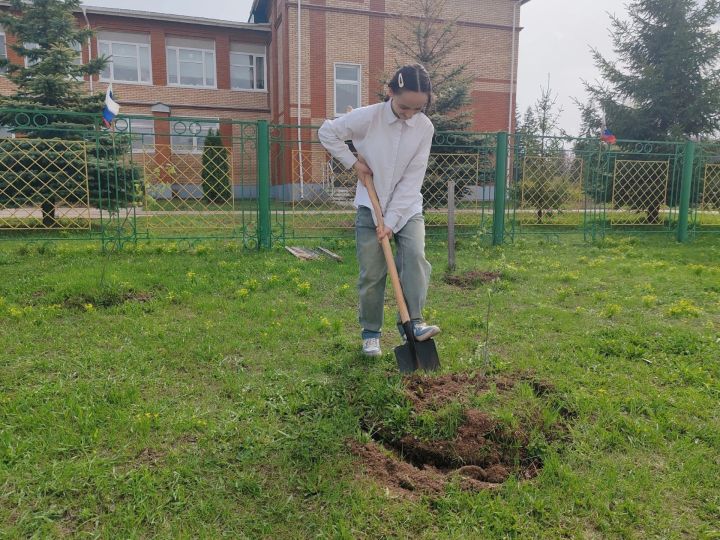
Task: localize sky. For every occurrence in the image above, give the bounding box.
[83,0,630,136]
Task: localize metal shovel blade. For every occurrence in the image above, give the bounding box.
[394,338,440,374]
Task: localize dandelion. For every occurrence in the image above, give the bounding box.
[602,304,622,318]
[83,303,95,312]
[666,299,701,318]
[187,271,197,284]
[338,283,350,293]
[267,275,280,286]
[688,264,707,276]
[297,281,311,296]
[166,291,176,302]
[318,316,332,330]
[555,286,573,301]
[242,278,260,291]
[641,295,657,308]
[8,306,24,318]
[559,271,580,283]
[235,288,250,299]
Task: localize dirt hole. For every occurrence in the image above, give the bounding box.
[444,270,501,289]
[352,373,568,498]
[63,290,153,310]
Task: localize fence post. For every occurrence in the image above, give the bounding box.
[257,120,272,249]
[677,139,696,243]
[492,132,508,246]
[447,180,456,271]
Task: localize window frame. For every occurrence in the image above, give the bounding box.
[229,46,267,92]
[0,28,6,74]
[333,62,362,117]
[166,43,217,89]
[125,118,156,154]
[170,117,220,155]
[98,37,152,85]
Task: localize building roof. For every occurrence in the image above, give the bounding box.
[0,2,271,32]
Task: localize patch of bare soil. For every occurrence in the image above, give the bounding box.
[352,373,561,498]
[443,270,501,289]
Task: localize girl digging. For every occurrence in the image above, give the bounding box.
[318,64,440,356]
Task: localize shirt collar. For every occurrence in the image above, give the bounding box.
[384,99,419,127]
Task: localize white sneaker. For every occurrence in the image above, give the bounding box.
[362,337,381,356]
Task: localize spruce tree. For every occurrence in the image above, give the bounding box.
[0,0,138,227]
[583,0,720,222]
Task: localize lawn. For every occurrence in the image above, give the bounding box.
[1,233,719,538]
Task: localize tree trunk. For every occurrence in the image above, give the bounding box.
[646,203,660,224]
[41,200,57,227]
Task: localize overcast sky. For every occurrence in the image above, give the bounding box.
[84,0,629,136]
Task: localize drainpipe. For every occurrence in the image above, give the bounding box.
[297,0,304,199]
[507,0,521,133]
[81,6,93,92]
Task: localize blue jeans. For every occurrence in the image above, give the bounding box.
[355,206,431,339]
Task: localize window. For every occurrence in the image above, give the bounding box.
[98,31,151,84]
[230,43,266,91]
[166,36,215,88]
[170,119,219,154]
[334,63,361,116]
[24,42,39,67]
[0,27,6,74]
[127,119,155,153]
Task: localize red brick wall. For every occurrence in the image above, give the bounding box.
[0,8,272,121]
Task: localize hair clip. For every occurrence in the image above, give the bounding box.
[398,73,404,88]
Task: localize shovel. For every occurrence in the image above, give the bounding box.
[363,175,440,374]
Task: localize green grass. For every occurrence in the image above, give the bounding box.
[1,234,719,538]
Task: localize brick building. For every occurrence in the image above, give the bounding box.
[0,1,531,200]
[249,0,531,132]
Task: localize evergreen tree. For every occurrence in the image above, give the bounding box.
[583,0,720,223]
[586,0,720,141]
[515,79,574,221]
[388,0,472,132]
[0,0,138,227]
[201,129,231,204]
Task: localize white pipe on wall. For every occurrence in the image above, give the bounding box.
[297,0,304,199]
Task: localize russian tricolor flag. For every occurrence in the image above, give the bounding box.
[102,85,120,128]
[601,128,617,145]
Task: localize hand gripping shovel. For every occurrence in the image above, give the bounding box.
[364,176,440,374]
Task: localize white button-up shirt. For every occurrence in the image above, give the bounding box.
[318,100,434,232]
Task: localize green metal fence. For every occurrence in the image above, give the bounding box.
[1,106,718,249]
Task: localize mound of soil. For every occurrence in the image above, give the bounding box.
[351,373,559,498]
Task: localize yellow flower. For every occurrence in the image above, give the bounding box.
[602,304,622,318]
[83,303,95,312]
[297,281,311,296]
[236,288,250,299]
[666,299,701,318]
[641,295,657,308]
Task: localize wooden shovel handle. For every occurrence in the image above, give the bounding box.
[362,174,412,325]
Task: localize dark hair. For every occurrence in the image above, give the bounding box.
[387,64,432,110]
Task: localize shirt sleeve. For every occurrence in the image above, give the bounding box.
[383,124,434,232]
[317,109,368,170]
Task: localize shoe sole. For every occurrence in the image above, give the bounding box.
[414,327,441,342]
